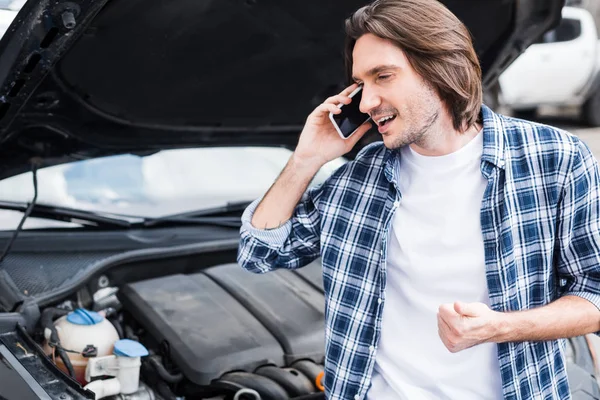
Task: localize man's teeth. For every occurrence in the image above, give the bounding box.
[377,115,395,124]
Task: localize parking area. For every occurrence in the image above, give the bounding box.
[571,127,600,156]
[502,107,600,156]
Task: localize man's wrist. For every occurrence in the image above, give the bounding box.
[489,310,517,343]
[290,152,326,176]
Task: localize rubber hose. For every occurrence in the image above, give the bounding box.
[148,356,183,384]
[56,346,76,378]
[289,393,326,400]
[40,307,68,345]
[290,360,323,391]
[108,318,124,339]
[154,380,177,400]
[40,308,75,379]
[254,365,313,397]
[234,388,262,400]
[214,372,288,400]
[124,324,139,342]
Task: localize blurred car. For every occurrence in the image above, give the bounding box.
[498,6,600,124]
[0,0,597,400]
[0,0,19,35]
[0,148,345,230]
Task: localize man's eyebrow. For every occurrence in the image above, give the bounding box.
[352,64,400,82]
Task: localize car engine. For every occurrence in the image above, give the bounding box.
[35,260,327,400]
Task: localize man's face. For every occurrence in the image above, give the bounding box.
[352,33,444,150]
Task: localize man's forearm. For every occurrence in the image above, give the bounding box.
[493,295,600,342]
[251,154,322,230]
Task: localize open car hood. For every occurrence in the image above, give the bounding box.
[0,0,564,179]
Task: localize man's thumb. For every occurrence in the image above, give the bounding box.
[454,301,476,317]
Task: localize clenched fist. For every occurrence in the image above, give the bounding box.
[437,301,503,353]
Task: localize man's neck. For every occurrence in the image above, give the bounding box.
[409,113,482,157]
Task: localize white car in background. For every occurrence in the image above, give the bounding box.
[498,6,600,125]
[0,0,19,36]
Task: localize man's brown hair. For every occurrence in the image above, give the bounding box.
[345,0,482,131]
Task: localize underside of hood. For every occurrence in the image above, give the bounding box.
[0,0,564,179]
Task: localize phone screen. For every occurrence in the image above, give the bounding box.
[331,88,371,138]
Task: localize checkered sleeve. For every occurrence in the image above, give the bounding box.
[556,138,600,323]
[237,186,323,274]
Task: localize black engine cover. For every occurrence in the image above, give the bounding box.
[119,261,327,385]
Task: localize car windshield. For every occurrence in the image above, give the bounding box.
[0,147,347,230]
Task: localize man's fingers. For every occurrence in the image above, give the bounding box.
[438,328,448,345]
[438,303,457,324]
[454,301,472,316]
[438,305,464,337]
[340,83,359,96]
[454,301,487,317]
[437,312,453,333]
[324,94,352,106]
[438,316,456,352]
[323,84,358,106]
[315,103,342,115]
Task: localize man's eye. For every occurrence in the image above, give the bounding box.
[378,74,391,81]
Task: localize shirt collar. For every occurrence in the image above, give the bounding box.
[480,104,506,170]
[382,104,506,183]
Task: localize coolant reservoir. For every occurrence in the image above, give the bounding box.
[43,308,119,384]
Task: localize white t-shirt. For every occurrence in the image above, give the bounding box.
[367,130,504,399]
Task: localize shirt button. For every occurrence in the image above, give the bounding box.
[354,395,361,400]
[369,345,375,352]
[393,201,400,208]
[377,298,383,304]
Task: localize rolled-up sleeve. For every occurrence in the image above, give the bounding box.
[240,198,292,249]
[237,186,323,274]
[556,139,600,320]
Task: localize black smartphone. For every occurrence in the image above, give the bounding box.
[328,86,372,139]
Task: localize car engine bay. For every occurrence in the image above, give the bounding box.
[1,258,327,400]
[0,246,599,400]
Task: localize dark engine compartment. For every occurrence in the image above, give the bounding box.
[0,226,332,400]
[118,261,326,399]
[7,258,329,400]
[0,251,599,400]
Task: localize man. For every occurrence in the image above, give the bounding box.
[237,0,600,399]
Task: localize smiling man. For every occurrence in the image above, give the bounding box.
[237,0,600,399]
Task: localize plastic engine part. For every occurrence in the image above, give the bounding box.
[118,273,285,385]
[567,363,600,400]
[254,365,315,397]
[203,263,325,364]
[213,371,288,400]
[290,360,324,390]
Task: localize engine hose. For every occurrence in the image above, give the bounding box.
[56,346,76,378]
[148,356,183,384]
[315,372,324,392]
[154,380,177,400]
[40,307,69,345]
[40,308,75,379]
[108,318,124,339]
[254,365,313,397]
[124,324,139,342]
[233,388,262,400]
[289,393,326,400]
[290,360,324,391]
[213,371,288,400]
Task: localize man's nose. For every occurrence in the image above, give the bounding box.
[359,86,380,114]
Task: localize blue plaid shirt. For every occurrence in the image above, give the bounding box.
[237,104,600,400]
